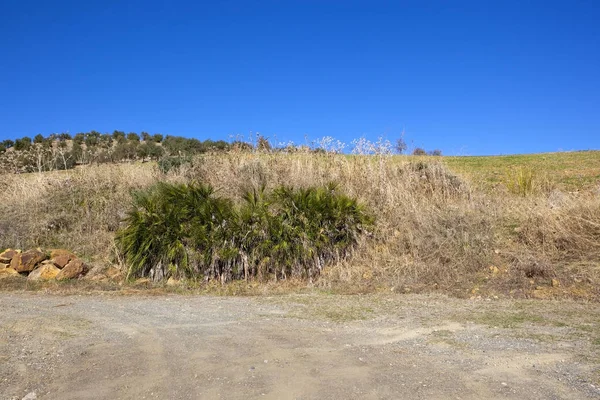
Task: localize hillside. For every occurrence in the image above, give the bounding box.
[1,150,599,299]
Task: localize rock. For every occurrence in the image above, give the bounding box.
[166,277,179,286]
[551,278,560,288]
[0,263,9,269]
[28,264,60,281]
[11,249,47,273]
[22,392,37,400]
[86,266,123,282]
[51,254,71,269]
[56,258,87,280]
[0,267,20,279]
[105,267,123,281]
[0,248,20,263]
[9,253,21,271]
[50,249,76,259]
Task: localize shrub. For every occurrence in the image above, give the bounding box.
[412,147,427,156]
[14,137,32,151]
[116,181,373,282]
[157,155,192,173]
[127,132,140,142]
[257,136,272,152]
[112,130,126,142]
[395,138,407,154]
[505,167,534,196]
[115,182,233,280]
[73,133,85,144]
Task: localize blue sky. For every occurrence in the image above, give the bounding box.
[1,0,599,155]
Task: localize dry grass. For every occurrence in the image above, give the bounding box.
[1,151,599,299]
[0,163,166,263]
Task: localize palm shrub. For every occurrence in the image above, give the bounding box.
[115,182,233,280]
[236,183,374,281]
[116,181,373,282]
[273,184,373,278]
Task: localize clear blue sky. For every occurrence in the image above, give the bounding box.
[1,0,599,155]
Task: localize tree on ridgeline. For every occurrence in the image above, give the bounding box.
[14,137,32,151]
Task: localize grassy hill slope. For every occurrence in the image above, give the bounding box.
[1,150,599,299]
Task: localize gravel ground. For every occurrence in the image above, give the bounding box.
[1,292,599,400]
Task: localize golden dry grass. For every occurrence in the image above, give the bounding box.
[1,151,599,299]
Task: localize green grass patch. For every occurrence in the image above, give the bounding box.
[442,151,600,191]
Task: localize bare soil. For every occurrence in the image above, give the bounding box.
[1,292,599,399]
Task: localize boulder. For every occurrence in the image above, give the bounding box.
[50,249,76,260]
[0,249,20,263]
[56,258,87,280]
[0,263,9,269]
[9,253,22,271]
[0,267,20,279]
[28,264,60,281]
[51,254,71,269]
[11,249,47,273]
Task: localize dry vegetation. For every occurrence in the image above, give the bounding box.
[1,151,599,299]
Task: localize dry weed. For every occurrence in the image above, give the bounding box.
[1,153,599,298]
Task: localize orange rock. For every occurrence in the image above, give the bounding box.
[0,267,20,279]
[56,258,87,280]
[51,254,71,269]
[0,249,20,263]
[28,264,60,281]
[50,249,76,260]
[11,249,47,273]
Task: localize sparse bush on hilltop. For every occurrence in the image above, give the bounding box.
[0,131,246,174]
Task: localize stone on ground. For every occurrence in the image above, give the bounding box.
[50,249,76,260]
[0,267,20,279]
[0,248,20,263]
[11,249,47,273]
[51,254,71,268]
[28,264,61,281]
[56,258,87,280]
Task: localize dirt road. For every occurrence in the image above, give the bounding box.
[1,292,599,399]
